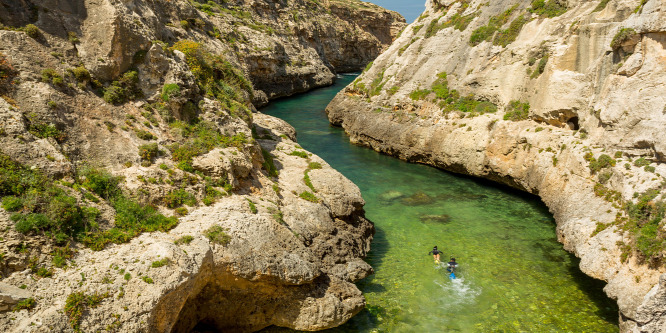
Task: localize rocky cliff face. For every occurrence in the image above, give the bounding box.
[0,0,404,332]
[326,0,666,331]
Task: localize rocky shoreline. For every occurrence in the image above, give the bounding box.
[326,0,666,331]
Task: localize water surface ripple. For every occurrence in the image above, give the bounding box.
[260,74,618,332]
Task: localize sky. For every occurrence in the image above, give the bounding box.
[365,0,425,23]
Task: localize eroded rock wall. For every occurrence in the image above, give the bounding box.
[326,0,666,331]
[0,0,404,331]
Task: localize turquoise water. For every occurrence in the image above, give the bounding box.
[260,74,618,332]
[365,0,424,23]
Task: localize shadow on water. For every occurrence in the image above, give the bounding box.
[566,254,620,324]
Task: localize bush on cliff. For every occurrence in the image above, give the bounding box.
[503,100,530,121]
[0,153,177,251]
[610,28,637,50]
[170,40,253,116]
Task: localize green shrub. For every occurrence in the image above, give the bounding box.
[174,235,194,245]
[2,196,23,211]
[64,292,109,330]
[598,171,612,184]
[308,162,322,170]
[469,5,517,46]
[67,31,79,43]
[589,154,616,174]
[138,143,159,161]
[13,297,35,311]
[174,207,188,216]
[81,195,178,251]
[70,66,91,82]
[593,0,611,12]
[303,171,315,192]
[645,165,656,173]
[493,15,529,47]
[409,89,431,101]
[289,150,308,158]
[64,292,86,330]
[611,28,637,50]
[41,69,63,86]
[170,40,253,114]
[141,276,154,284]
[180,20,190,30]
[164,189,196,208]
[52,245,74,268]
[135,129,156,140]
[299,191,318,203]
[529,0,567,18]
[204,225,231,245]
[247,199,257,214]
[103,71,141,104]
[503,100,530,121]
[634,157,650,167]
[151,258,169,268]
[23,24,40,39]
[169,121,248,172]
[161,83,180,102]
[261,148,278,177]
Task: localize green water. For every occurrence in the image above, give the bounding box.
[260,74,618,332]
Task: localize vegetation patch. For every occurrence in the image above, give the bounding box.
[151,258,169,268]
[585,153,616,174]
[299,191,319,203]
[204,225,231,245]
[64,291,110,331]
[13,297,36,311]
[469,5,518,46]
[247,199,258,214]
[135,129,156,140]
[174,235,194,245]
[161,83,180,102]
[170,40,253,122]
[289,150,308,158]
[593,0,611,12]
[168,120,247,172]
[164,188,196,208]
[493,15,529,47]
[528,0,568,18]
[503,100,530,121]
[610,28,638,50]
[261,148,278,177]
[103,71,141,104]
[410,72,497,115]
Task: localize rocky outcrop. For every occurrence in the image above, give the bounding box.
[326,0,666,331]
[0,0,401,331]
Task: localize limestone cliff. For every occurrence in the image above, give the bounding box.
[326,0,666,331]
[0,0,404,332]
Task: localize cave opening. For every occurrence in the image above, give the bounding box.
[567,116,580,130]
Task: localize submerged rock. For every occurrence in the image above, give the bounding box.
[419,214,451,224]
[379,190,405,201]
[400,191,435,206]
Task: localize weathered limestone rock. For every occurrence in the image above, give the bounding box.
[0,282,31,312]
[326,0,666,331]
[0,0,401,331]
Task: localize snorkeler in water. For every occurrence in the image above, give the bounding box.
[428,246,443,263]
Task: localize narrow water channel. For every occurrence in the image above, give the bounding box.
[260,74,618,332]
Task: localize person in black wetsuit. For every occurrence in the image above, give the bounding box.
[447,257,458,272]
[428,246,442,262]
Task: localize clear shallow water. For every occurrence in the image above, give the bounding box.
[260,74,618,332]
[365,0,424,23]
